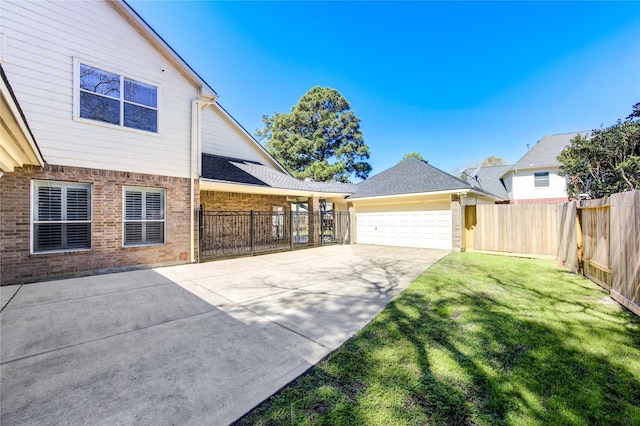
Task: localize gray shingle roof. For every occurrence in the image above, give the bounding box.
[464,164,511,200]
[349,158,474,199]
[201,154,356,194]
[514,131,589,169]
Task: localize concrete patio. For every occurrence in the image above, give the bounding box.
[1,245,447,425]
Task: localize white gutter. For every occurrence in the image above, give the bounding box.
[191,98,217,263]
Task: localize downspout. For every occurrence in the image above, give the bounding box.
[191,97,217,263]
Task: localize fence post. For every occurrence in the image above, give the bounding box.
[289,210,294,251]
[250,210,255,256]
[197,207,203,263]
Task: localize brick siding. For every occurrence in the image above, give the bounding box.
[512,197,569,205]
[200,191,289,212]
[1,165,196,285]
[451,195,462,251]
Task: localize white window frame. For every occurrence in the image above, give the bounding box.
[31,180,93,254]
[73,58,161,134]
[534,171,550,188]
[122,186,166,247]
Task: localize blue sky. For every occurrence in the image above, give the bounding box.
[129,1,640,178]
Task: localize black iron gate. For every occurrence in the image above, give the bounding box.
[199,210,350,260]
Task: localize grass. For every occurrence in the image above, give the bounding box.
[234,252,640,426]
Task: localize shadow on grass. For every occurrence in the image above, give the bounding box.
[235,254,640,425]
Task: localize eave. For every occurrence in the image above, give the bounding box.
[199,178,352,199]
[1,66,44,172]
[348,188,502,203]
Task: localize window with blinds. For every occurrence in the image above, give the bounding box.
[123,187,165,246]
[32,181,92,252]
[534,171,550,188]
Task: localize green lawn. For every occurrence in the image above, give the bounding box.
[235,252,640,426]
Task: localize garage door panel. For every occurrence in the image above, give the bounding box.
[356,210,452,249]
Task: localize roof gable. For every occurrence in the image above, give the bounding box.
[112,1,216,98]
[464,164,511,200]
[513,131,589,170]
[349,158,473,199]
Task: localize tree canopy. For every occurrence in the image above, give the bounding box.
[557,105,640,199]
[481,156,506,167]
[400,152,424,163]
[256,86,371,183]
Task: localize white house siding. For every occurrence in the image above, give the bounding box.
[201,106,275,166]
[1,0,198,178]
[511,168,568,201]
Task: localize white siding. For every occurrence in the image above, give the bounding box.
[201,106,275,165]
[1,0,199,177]
[512,168,568,201]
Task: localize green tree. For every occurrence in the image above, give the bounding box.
[557,106,640,199]
[256,86,371,183]
[399,152,424,163]
[481,156,506,167]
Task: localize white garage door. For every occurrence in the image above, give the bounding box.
[356,209,452,249]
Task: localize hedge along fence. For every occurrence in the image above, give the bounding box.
[465,190,640,317]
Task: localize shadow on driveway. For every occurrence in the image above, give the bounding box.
[1,245,447,425]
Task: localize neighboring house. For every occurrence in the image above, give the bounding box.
[467,132,589,204]
[464,164,511,202]
[347,158,499,250]
[503,132,588,204]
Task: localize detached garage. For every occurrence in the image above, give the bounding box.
[348,158,499,251]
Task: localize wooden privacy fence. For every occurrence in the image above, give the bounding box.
[466,190,640,317]
[466,204,559,255]
[557,190,640,316]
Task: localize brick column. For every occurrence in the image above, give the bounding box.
[347,201,356,244]
[451,194,462,252]
[308,196,320,246]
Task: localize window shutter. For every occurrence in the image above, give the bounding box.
[145,191,163,219]
[38,186,62,221]
[125,223,143,245]
[66,187,89,220]
[126,191,143,220]
[145,222,164,244]
[35,223,62,251]
[66,223,91,248]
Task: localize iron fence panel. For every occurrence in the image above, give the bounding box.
[199,210,350,260]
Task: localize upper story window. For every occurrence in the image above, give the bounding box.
[534,171,550,188]
[78,63,158,133]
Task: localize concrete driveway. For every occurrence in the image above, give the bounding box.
[1,245,447,425]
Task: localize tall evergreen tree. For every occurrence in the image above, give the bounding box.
[256,86,371,183]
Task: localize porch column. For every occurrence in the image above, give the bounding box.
[308,196,320,246]
[347,201,356,244]
[451,194,462,252]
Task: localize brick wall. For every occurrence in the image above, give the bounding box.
[1,165,196,285]
[200,191,289,212]
[513,197,569,205]
[451,195,462,251]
